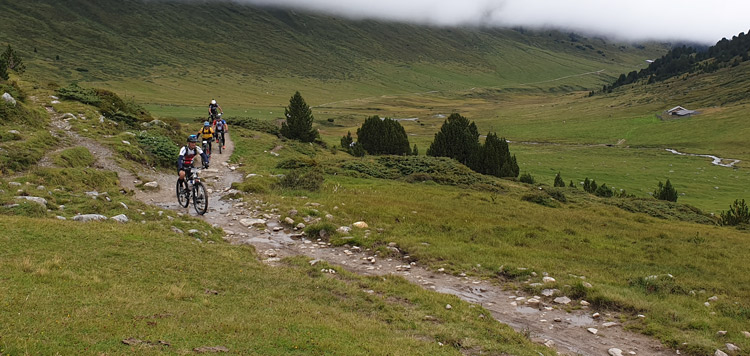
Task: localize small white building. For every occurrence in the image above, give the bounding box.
[666,106,696,117]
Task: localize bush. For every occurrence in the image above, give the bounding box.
[276,167,324,191]
[720,199,750,226]
[519,172,535,184]
[594,183,614,198]
[229,117,279,135]
[136,131,179,168]
[547,188,567,202]
[521,191,559,208]
[56,83,101,106]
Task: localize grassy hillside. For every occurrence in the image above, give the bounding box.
[227,125,750,356]
[0,0,666,110]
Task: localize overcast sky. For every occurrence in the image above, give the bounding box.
[227,0,749,44]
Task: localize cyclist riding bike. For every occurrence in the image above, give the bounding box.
[177,135,209,184]
[197,121,215,155]
[208,99,223,121]
[213,113,228,150]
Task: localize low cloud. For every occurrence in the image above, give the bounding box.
[228,0,749,44]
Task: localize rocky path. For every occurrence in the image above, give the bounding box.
[123,133,674,356]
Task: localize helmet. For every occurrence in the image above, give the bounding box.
[217,113,222,117]
[187,135,198,143]
[211,99,216,105]
[204,121,210,126]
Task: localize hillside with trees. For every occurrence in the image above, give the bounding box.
[603,30,750,92]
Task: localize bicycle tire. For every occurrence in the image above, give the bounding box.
[176,179,189,208]
[193,182,208,215]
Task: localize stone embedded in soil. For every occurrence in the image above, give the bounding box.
[240,218,266,227]
[352,221,368,228]
[542,276,556,283]
[73,214,108,222]
[608,348,623,356]
[715,350,728,356]
[553,296,571,304]
[587,328,598,335]
[726,343,740,351]
[603,322,619,328]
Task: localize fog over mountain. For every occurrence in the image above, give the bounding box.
[214,0,749,44]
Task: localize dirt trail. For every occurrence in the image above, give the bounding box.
[32,106,139,193]
[117,133,673,356]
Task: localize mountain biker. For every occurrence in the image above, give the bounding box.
[208,99,223,120]
[178,135,209,184]
[197,121,215,155]
[213,113,228,150]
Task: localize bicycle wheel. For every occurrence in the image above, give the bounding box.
[176,179,189,208]
[192,182,208,215]
[218,139,222,154]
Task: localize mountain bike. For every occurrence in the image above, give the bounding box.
[201,138,211,156]
[175,167,209,215]
[215,130,225,154]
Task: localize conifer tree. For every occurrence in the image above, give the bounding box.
[412,144,418,156]
[569,180,576,188]
[583,178,591,192]
[356,116,410,155]
[427,113,479,165]
[0,59,7,81]
[1,44,25,74]
[653,179,678,202]
[280,91,318,142]
[554,172,565,187]
[340,131,353,151]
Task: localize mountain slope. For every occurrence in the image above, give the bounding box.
[0,0,666,106]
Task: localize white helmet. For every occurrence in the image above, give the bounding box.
[211,99,216,105]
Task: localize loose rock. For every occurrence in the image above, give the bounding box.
[608,348,623,356]
[111,214,129,223]
[553,296,571,305]
[352,221,368,229]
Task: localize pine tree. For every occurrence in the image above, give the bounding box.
[426,113,479,165]
[412,144,418,156]
[583,178,591,192]
[0,58,7,81]
[569,180,576,188]
[1,44,25,74]
[589,180,598,194]
[653,179,678,202]
[356,116,410,155]
[553,172,565,187]
[340,131,353,152]
[280,91,318,142]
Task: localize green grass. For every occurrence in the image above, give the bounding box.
[0,214,551,355]
[227,128,750,355]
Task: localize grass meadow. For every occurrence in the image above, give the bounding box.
[226,126,750,355]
